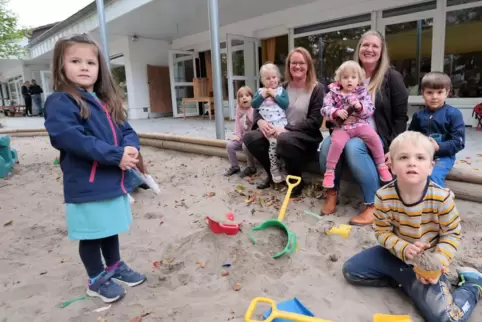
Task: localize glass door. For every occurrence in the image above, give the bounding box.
[227,34,260,120]
[168,50,198,118]
[40,71,53,98]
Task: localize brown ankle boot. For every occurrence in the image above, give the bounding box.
[320,189,337,216]
[349,205,375,226]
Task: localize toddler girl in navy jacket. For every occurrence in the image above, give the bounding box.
[44,34,146,303]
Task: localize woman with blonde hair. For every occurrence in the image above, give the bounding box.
[318,30,409,224]
[243,47,324,197]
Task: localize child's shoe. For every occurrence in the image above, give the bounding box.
[457,267,482,297]
[377,164,393,182]
[323,170,335,188]
[86,270,126,303]
[111,261,146,287]
[224,166,240,176]
[271,168,284,183]
[239,166,256,178]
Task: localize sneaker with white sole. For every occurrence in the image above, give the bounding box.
[457,267,482,297]
[111,261,146,287]
[86,270,126,303]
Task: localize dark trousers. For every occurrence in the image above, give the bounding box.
[79,235,120,278]
[243,130,321,177]
[23,95,32,115]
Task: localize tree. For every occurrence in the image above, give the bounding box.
[0,0,30,58]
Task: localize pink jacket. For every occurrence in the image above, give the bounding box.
[234,105,254,139]
[321,82,374,125]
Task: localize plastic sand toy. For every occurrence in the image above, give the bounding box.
[245,297,332,322]
[206,212,240,235]
[249,175,301,258]
[373,314,412,322]
[326,224,352,238]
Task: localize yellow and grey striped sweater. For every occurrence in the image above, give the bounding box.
[374,179,461,267]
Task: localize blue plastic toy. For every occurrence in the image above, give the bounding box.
[0,135,18,178]
[263,297,315,322]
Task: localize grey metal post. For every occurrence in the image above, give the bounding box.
[96,0,110,69]
[208,0,225,139]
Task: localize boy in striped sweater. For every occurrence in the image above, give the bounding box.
[342,131,481,322]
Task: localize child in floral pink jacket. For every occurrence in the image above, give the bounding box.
[224,86,257,177]
[321,60,392,188]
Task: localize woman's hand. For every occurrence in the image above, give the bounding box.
[273,126,288,137]
[258,120,275,138]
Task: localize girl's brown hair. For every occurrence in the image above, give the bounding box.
[236,86,253,104]
[354,30,390,100]
[51,34,126,124]
[284,47,317,91]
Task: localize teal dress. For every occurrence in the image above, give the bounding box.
[65,91,132,240]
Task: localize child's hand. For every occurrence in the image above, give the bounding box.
[352,100,362,111]
[125,146,138,158]
[231,136,240,142]
[267,88,276,97]
[416,266,447,285]
[336,110,349,120]
[429,138,440,151]
[120,148,138,171]
[404,241,429,260]
[261,88,269,98]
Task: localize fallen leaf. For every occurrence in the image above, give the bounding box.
[40,270,47,275]
[3,220,13,226]
[166,257,175,263]
[97,318,107,322]
[245,194,257,205]
[92,305,111,313]
[60,258,72,263]
[222,271,229,276]
[257,198,263,207]
[206,192,216,198]
[152,261,162,268]
[159,221,164,226]
[130,317,142,322]
[247,177,253,184]
[235,185,245,191]
[233,282,242,291]
[196,260,206,268]
[141,313,151,318]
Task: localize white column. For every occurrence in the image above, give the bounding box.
[431,0,447,72]
[124,37,171,120]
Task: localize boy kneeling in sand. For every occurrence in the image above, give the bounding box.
[342,131,482,321]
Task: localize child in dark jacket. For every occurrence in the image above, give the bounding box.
[408,72,465,187]
[45,34,146,303]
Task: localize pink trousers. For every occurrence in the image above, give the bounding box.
[326,125,385,170]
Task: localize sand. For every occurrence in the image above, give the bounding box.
[1,136,481,322]
[414,252,443,273]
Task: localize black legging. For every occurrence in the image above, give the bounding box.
[243,130,321,177]
[79,235,120,278]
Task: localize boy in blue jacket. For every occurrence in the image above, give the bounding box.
[408,72,465,187]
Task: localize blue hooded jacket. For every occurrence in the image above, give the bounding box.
[408,103,465,158]
[44,90,139,203]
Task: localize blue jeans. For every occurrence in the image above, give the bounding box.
[31,94,43,115]
[319,136,379,204]
[343,246,479,322]
[431,156,455,188]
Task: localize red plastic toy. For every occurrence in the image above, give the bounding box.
[206,212,240,235]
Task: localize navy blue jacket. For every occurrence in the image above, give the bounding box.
[44,91,140,203]
[408,103,465,158]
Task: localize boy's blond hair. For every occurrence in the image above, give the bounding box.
[335,60,366,85]
[260,63,281,87]
[389,131,435,161]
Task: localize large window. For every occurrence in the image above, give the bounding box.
[385,19,433,95]
[295,26,370,86]
[444,5,482,98]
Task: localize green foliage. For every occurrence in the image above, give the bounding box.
[0,0,30,58]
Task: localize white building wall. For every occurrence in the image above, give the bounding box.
[172,0,426,51]
[123,37,171,119]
